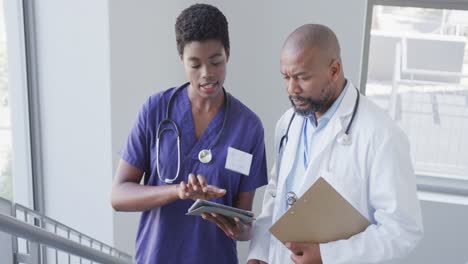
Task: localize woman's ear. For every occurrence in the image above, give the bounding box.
[225,49,230,62]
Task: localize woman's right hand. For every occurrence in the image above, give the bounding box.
[177,173,226,200]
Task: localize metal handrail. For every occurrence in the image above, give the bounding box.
[14,202,128,259]
[0,197,133,264]
[0,214,130,264]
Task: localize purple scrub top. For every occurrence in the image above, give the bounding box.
[121,85,268,264]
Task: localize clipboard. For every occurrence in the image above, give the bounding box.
[269,177,370,244]
[186,199,256,223]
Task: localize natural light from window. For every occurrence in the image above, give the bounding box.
[366,6,468,180]
[0,0,12,200]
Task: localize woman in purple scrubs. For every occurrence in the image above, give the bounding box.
[111,4,268,264]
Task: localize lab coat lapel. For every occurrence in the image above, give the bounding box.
[299,84,358,196]
[276,113,303,196]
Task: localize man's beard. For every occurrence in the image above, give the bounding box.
[289,95,327,116]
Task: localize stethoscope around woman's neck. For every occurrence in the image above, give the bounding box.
[155,82,230,184]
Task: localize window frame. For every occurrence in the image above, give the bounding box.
[361,0,468,196]
[3,0,44,211]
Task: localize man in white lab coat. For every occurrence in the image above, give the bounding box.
[247,24,423,264]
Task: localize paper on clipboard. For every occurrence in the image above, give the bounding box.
[269,177,370,244]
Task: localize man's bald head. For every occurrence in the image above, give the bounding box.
[282,24,341,64]
[280,24,346,117]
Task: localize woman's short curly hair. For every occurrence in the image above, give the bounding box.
[175,4,230,57]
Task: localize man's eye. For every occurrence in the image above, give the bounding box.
[191,64,201,69]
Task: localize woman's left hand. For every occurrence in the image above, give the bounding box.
[201,213,252,241]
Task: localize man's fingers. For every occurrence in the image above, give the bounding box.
[286,242,305,256]
[286,242,305,251]
[196,174,208,192]
[290,253,302,263]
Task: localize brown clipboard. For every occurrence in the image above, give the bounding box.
[269,177,370,244]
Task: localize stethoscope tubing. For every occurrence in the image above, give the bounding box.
[155,82,230,184]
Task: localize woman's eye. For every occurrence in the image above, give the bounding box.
[191,64,201,69]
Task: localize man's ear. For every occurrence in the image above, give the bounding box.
[330,59,341,82]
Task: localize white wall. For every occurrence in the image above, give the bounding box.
[34,0,113,245]
[393,197,468,264]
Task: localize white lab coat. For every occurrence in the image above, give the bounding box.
[247,83,423,264]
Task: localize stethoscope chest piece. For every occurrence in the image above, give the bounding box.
[286,191,298,206]
[198,149,213,163]
[164,178,175,184]
[336,132,352,145]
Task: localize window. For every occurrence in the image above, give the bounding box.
[0,0,35,206]
[362,0,468,194]
[0,0,12,200]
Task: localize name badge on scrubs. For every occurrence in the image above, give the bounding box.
[225,147,252,176]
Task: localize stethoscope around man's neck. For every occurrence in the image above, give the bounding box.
[279,87,360,154]
[155,82,230,184]
[276,86,360,203]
